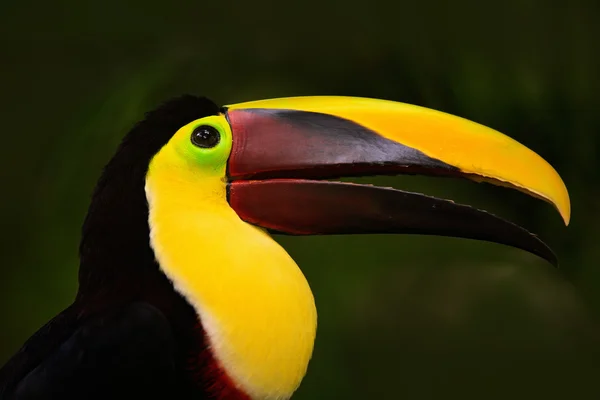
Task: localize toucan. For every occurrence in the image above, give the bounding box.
[0,95,570,400]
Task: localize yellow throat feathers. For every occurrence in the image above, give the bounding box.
[145,135,317,400]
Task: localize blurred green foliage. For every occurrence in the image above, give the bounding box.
[1,0,599,398]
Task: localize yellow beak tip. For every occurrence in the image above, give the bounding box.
[561,205,571,226]
[547,186,570,226]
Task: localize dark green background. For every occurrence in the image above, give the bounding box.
[2,1,599,398]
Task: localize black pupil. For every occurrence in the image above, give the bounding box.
[191,125,220,148]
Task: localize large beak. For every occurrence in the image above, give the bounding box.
[223,96,570,266]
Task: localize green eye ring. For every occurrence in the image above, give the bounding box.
[191,125,221,148]
[175,115,233,176]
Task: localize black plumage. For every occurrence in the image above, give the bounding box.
[9,303,176,399]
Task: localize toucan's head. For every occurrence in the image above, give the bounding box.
[86,95,569,400]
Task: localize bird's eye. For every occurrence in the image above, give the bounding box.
[191,125,221,148]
